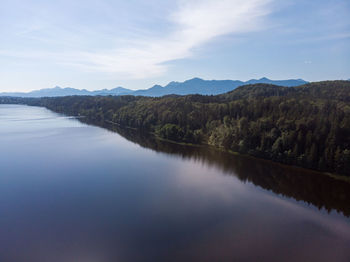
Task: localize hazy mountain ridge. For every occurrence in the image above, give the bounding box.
[0,86,132,97]
[0,77,308,97]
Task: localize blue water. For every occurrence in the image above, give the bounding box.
[0,104,349,262]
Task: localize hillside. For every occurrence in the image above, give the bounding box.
[1,80,349,176]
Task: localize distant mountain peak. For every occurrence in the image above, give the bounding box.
[259,77,270,81]
[166,81,180,87]
[187,77,204,82]
[112,86,127,90]
[151,84,163,89]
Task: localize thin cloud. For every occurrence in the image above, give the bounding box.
[0,0,274,79]
[75,0,273,78]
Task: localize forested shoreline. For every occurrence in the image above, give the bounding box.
[1,81,350,176]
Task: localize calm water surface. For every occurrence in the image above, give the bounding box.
[0,104,350,262]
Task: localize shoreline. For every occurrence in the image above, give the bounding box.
[103,119,350,183]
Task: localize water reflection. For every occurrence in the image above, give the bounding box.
[94,121,350,217]
[1,105,350,262]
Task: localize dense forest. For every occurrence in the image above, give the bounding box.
[1,80,350,176]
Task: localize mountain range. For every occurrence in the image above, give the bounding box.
[0,77,308,97]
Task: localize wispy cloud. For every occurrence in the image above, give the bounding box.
[76,0,273,78]
[0,0,273,79]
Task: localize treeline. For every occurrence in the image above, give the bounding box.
[1,80,350,176]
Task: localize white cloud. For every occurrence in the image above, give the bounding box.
[1,0,273,79]
[73,0,273,78]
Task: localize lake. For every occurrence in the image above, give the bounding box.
[1,104,350,262]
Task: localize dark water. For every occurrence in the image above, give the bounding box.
[0,104,350,262]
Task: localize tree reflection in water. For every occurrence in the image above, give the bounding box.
[81,119,350,218]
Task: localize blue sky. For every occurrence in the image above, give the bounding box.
[0,0,349,92]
